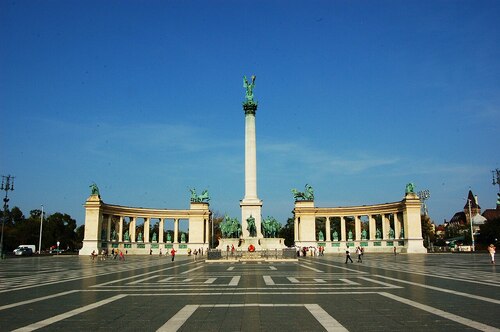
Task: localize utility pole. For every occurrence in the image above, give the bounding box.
[38,205,44,254]
[1,175,15,259]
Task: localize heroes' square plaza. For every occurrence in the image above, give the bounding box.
[0,254,498,331]
[1,77,498,331]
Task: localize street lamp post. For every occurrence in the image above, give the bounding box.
[38,205,44,254]
[492,169,500,205]
[492,168,500,191]
[417,189,431,216]
[1,175,15,259]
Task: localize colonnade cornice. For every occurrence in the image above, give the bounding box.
[295,201,406,216]
[100,203,210,219]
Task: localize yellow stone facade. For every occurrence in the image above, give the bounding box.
[80,195,211,256]
[293,192,426,253]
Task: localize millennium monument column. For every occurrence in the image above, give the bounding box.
[240,75,263,239]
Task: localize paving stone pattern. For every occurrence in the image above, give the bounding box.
[0,253,498,331]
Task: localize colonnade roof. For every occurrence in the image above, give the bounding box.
[96,202,210,219]
[295,200,407,216]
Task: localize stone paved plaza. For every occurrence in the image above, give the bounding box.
[0,253,498,331]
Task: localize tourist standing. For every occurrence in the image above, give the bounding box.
[345,246,353,263]
[170,248,176,262]
[488,244,496,264]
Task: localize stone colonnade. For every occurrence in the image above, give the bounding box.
[293,192,426,253]
[79,194,211,255]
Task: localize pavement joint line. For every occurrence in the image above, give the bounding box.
[357,277,402,288]
[83,286,399,290]
[228,276,240,286]
[0,290,80,311]
[378,292,500,332]
[128,275,160,284]
[312,260,368,273]
[156,303,348,332]
[300,264,324,272]
[180,265,204,274]
[156,304,199,332]
[11,294,127,332]
[358,261,499,286]
[304,303,349,332]
[263,276,275,285]
[373,275,500,304]
[338,278,360,285]
[0,260,172,293]
[91,261,196,287]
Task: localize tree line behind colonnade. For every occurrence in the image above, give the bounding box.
[2,206,497,253]
[0,206,83,253]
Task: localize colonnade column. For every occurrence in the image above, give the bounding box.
[159,219,164,243]
[381,214,388,240]
[205,219,209,244]
[354,215,361,241]
[340,217,346,242]
[394,213,401,239]
[130,217,136,242]
[325,217,331,241]
[107,215,112,241]
[144,218,150,243]
[174,219,179,244]
[369,215,375,240]
[294,217,299,242]
[118,216,123,242]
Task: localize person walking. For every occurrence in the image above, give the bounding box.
[345,246,353,263]
[170,248,176,262]
[356,246,362,263]
[488,244,496,264]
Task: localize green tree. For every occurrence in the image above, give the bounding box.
[477,217,500,246]
[43,213,77,251]
[211,212,224,248]
[421,215,435,247]
[279,218,294,247]
[75,224,85,248]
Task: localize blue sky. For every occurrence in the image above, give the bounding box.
[1,0,499,227]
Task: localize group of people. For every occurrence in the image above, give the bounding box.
[90,249,125,261]
[296,246,325,257]
[345,246,364,263]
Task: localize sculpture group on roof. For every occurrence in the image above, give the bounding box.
[291,184,314,201]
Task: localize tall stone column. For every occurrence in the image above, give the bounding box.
[240,96,263,238]
[144,218,150,243]
[159,218,164,243]
[325,217,331,242]
[106,215,112,242]
[381,214,388,240]
[340,217,346,242]
[294,217,299,242]
[369,215,376,240]
[354,215,361,240]
[130,217,136,242]
[80,194,103,255]
[118,216,123,242]
[403,192,427,253]
[174,219,179,244]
